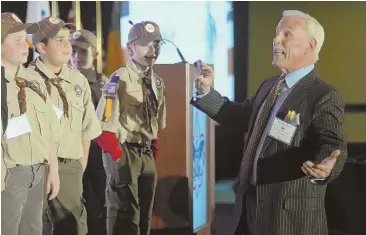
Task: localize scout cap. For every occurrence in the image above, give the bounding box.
[1,12,39,38]
[71,30,97,50]
[127,21,162,46]
[33,17,76,44]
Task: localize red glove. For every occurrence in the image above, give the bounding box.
[97,131,123,160]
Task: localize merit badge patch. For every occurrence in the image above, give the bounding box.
[49,17,60,25]
[74,85,83,97]
[145,24,155,33]
[31,80,40,90]
[106,83,117,96]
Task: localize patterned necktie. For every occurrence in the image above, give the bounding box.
[141,77,158,131]
[46,78,69,118]
[236,76,285,196]
[15,77,47,115]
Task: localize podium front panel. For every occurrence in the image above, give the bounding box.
[150,64,214,234]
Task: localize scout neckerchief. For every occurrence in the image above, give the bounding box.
[34,66,69,118]
[141,70,159,131]
[15,77,46,114]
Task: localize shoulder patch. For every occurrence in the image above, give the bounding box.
[105,83,117,96]
[104,72,120,97]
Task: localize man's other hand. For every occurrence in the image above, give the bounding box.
[301,150,341,179]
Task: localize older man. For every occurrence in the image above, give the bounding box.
[191,10,347,235]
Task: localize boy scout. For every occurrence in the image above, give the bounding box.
[70,29,108,235]
[96,21,166,235]
[1,13,61,235]
[1,66,7,192]
[27,17,102,235]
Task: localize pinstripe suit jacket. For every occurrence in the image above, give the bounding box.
[191,70,347,235]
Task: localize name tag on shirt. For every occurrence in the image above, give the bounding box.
[52,105,63,121]
[6,114,32,139]
[268,118,296,145]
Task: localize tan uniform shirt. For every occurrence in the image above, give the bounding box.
[96,60,166,144]
[1,66,61,167]
[1,122,7,191]
[27,59,102,160]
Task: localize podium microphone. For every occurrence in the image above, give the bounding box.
[128,20,187,63]
[162,38,187,63]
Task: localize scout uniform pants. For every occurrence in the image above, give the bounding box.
[82,141,107,235]
[1,163,46,235]
[43,158,87,235]
[102,142,157,235]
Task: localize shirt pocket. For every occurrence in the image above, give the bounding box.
[126,88,144,127]
[70,100,85,132]
[34,104,50,137]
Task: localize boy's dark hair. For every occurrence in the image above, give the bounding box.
[34,38,49,54]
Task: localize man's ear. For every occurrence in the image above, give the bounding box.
[309,37,317,52]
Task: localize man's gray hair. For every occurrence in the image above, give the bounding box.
[282,10,325,60]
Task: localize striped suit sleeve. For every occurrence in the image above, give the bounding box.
[190,88,254,133]
[311,88,347,182]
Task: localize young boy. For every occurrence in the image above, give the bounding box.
[70,29,108,235]
[27,17,102,235]
[1,12,61,235]
[96,21,166,235]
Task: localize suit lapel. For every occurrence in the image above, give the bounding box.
[260,70,316,155]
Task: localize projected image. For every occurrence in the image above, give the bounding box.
[192,100,208,231]
[120,1,234,99]
[120,1,234,231]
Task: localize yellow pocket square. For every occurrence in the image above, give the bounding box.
[285,110,300,125]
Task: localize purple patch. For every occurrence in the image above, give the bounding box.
[106,84,117,95]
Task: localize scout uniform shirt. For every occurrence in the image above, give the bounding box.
[1,66,61,167]
[78,68,108,108]
[27,58,102,159]
[96,60,166,144]
[1,121,7,191]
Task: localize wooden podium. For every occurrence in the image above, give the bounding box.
[151,63,215,235]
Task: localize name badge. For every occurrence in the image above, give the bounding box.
[6,114,32,139]
[268,117,297,145]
